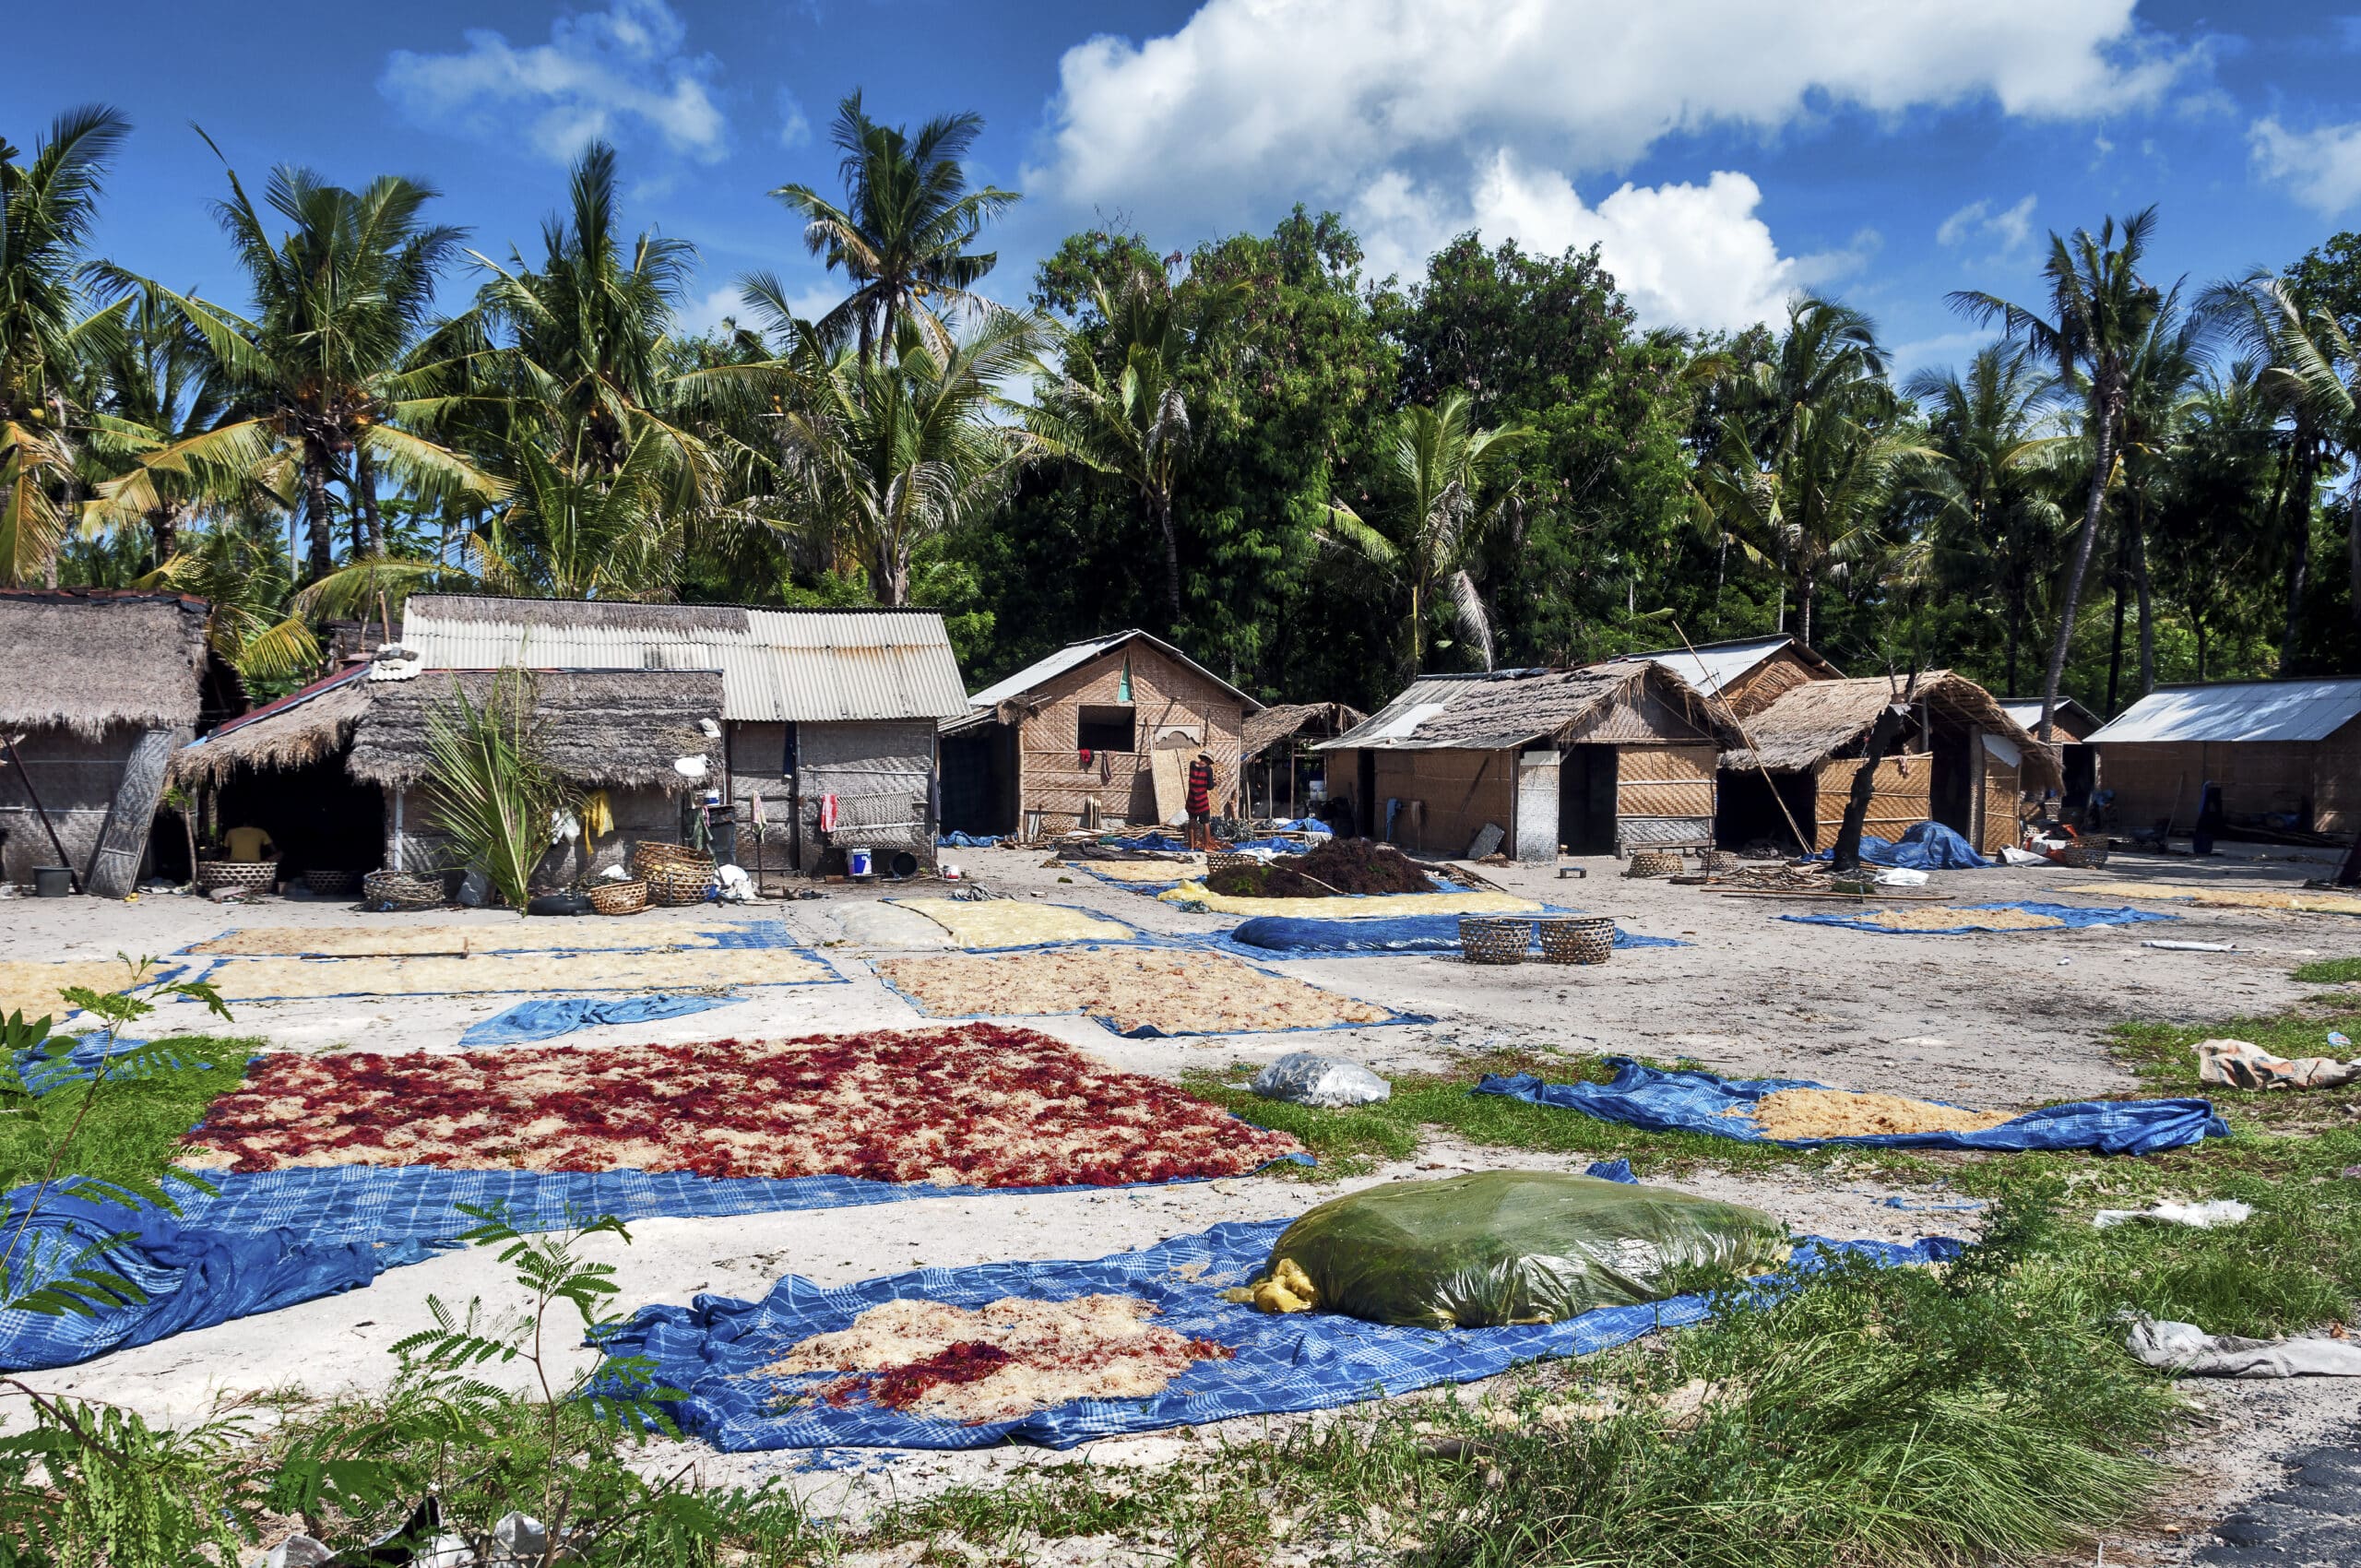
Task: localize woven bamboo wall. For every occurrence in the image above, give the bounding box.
[1976,743,2022,853]
[1615,744,1718,818]
[1371,748,1516,857]
[2095,740,2330,833]
[0,724,142,887]
[1013,641,1245,829]
[1809,754,1931,851]
[1720,647,1826,718]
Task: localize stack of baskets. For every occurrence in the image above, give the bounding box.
[632,842,717,906]
[1623,850,1683,879]
[1536,916,1617,966]
[361,870,444,911]
[196,861,275,892]
[587,877,649,916]
[1459,916,1536,965]
[303,869,359,897]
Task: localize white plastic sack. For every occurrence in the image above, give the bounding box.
[2195,1037,2361,1091]
[2093,1198,2252,1229]
[1999,845,2051,866]
[1251,1051,1391,1108]
[715,863,754,903]
[2126,1318,2361,1378]
[1874,868,1928,887]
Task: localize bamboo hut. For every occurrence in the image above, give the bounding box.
[1316,659,1739,861]
[1241,701,1366,822]
[1637,634,1844,718]
[1999,696,2104,810]
[940,631,1258,837]
[2086,679,2361,838]
[0,589,242,894]
[1719,672,2061,854]
[172,664,723,883]
[401,596,968,876]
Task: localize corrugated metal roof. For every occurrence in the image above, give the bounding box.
[400,596,969,724]
[963,630,1260,711]
[1318,664,1691,753]
[1999,697,2101,739]
[2086,679,2361,744]
[1635,636,1792,696]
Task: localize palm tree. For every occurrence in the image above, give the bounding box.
[2105,309,2204,702]
[1949,208,2170,736]
[771,93,1019,366]
[121,146,498,581]
[1028,267,1242,624]
[79,283,234,569]
[772,310,1043,606]
[1903,347,2066,695]
[1,105,130,587]
[476,430,679,600]
[1321,391,1532,675]
[1692,298,1924,646]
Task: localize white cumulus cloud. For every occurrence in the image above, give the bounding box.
[381,0,727,163]
[1033,0,2189,229]
[2250,116,2361,214]
[1355,155,1843,332]
[1935,194,2038,252]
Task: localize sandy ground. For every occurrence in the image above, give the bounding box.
[4,840,2359,1538]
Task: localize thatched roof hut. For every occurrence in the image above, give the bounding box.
[349,670,722,792]
[0,588,229,737]
[1243,701,1367,757]
[1724,671,2062,790]
[172,667,374,790]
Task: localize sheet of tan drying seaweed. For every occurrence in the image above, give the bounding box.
[0,959,159,1020]
[1742,1087,2016,1139]
[186,923,758,957]
[891,897,1133,947]
[763,1295,1230,1421]
[1074,859,1204,883]
[199,945,830,1000]
[1851,906,2064,932]
[874,947,1393,1034]
[2058,882,2361,916]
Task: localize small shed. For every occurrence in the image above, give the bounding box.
[1636,635,1843,718]
[1720,672,2062,854]
[1999,696,2104,809]
[2085,679,2361,837]
[1316,660,1739,861]
[940,631,1258,837]
[0,589,242,895]
[401,596,968,872]
[172,663,723,882]
[1241,701,1367,822]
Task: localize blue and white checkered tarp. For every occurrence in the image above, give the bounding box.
[1224,911,1686,957]
[1475,1059,2228,1156]
[1779,900,2179,935]
[458,994,742,1046]
[0,1154,1312,1372]
[602,1209,1962,1452]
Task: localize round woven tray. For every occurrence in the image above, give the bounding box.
[1459,916,1535,965]
[362,870,444,911]
[1623,850,1682,879]
[1205,851,1257,874]
[303,869,359,897]
[587,878,649,916]
[1536,916,1616,966]
[196,861,275,891]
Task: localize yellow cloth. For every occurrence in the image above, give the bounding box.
[1157,881,1543,919]
[581,790,614,839]
[205,946,829,1000]
[2058,882,2361,916]
[892,897,1133,948]
[0,960,148,1022]
[222,826,275,863]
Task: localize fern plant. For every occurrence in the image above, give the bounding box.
[421,670,575,909]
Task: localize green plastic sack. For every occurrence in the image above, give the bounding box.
[1249,1170,1791,1329]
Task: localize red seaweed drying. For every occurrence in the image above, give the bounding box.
[182,1024,1303,1186]
[830,1340,1015,1409]
[1202,837,1438,897]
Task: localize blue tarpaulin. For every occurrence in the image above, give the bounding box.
[601,1209,1962,1452]
[1107,832,1189,852]
[1227,912,1686,956]
[458,994,742,1046]
[1475,1059,2228,1155]
[1809,822,1989,870]
[937,833,1002,848]
[1780,900,2179,934]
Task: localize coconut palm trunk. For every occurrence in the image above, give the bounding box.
[2041,398,2115,731]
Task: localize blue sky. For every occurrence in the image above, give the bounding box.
[13,1,2361,373]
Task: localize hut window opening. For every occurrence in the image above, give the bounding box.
[1077,706,1136,754]
[1117,658,1133,703]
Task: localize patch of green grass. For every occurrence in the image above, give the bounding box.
[0,1035,253,1195]
[2295,955,2361,985]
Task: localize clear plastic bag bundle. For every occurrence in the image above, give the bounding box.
[1240,1170,1790,1328]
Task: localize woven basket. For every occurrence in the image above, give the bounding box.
[2050,837,2110,869]
[303,869,359,897]
[646,858,717,906]
[196,861,275,891]
[1459,917,1535,965]
[631,841,710,875]
[1205,851,1258,875]
[1693,849,1738,873]
[1536,916,1616,966]
[587,878,649,916]
[361,870,444,911]
[1624,850,1682,879]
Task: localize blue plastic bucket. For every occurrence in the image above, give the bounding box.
[847,847,873,877]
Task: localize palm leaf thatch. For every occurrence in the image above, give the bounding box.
[0,589,213,736]
[1723,672,2065,791]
